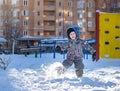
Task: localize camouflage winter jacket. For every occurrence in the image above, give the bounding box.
[60,26,95,60]
[60,38,95,60]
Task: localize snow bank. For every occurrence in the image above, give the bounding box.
[0,53,120,91]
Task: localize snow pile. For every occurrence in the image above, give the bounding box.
[0,53,120,91]
[43,62,64,79]
[8,62,77,91]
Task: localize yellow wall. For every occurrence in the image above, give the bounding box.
[99,13,120,58]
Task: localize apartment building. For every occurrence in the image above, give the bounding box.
[0,0,19,38]
[95,0,120,13]
[0,0,12,38]
[0,1,3,37]
[0,0,120,44]
[0,0,99,42]
[18,0,62,38]
[18,0,96,40]
[77,0,96,39]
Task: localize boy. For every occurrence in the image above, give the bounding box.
[57,27,96,78]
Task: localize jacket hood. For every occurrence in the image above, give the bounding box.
[67,25,79,39]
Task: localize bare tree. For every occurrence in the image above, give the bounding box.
[2,1,20,54]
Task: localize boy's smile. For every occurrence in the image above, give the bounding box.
[69,31,76,40]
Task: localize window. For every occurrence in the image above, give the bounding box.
[78,10,84,18]
[23,0,28,6]
[37,21,40,26]
[37,31,40,36]
[88,21,95,27]
[77,20,83,28]
[88,2,94,8]
[23,30,28,36]
[88,12,95,18]
[37,11,40,16]
[0,20,3,26]
[111,2,117,8]
[118,2,120,8]
[59,32,62,37]
[59,12,62,16]
[68,21,73,27]
[0,10,3,16]
[44,31,55,36]
[68,1,72,7]
[23,20,28,26]
[77,0,84,8]
[22,10,28,16]
[58,22,62,26]
[59,2,62,7]
[37,1,40,6]
[3,31,6,36]
[13,9,19,17]
[68,11,72,17]
[12,0,18,5]
[5,0,7,4]
[0,0,3,5]
[0,0,8,5]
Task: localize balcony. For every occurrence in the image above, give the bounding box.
[44,25,55,31]
[44,5,55,11]
[44,15,55,21]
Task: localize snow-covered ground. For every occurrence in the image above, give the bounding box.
[0,53,120,91]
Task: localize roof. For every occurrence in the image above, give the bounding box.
[41,38,68,43]
[17,36,42,41]
[17,36,68,43]
[86,39,96,43]
[0,38,7,43]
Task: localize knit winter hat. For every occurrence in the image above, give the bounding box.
[67,28,76,39]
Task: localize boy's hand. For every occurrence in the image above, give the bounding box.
[92,52,96,61]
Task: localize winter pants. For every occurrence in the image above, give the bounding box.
[62,59,84,77]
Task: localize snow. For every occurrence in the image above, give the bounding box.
[0,53,120,91]
[41,38,68,42]
[0,38,7,43]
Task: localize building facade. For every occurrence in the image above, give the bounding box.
[0,0,120,42]
[95,0,120,13]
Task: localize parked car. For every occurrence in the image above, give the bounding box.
[3,49,11,54]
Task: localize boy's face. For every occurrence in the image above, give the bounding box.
[69,31,76,40]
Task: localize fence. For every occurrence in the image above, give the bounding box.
[39,38,93,59]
